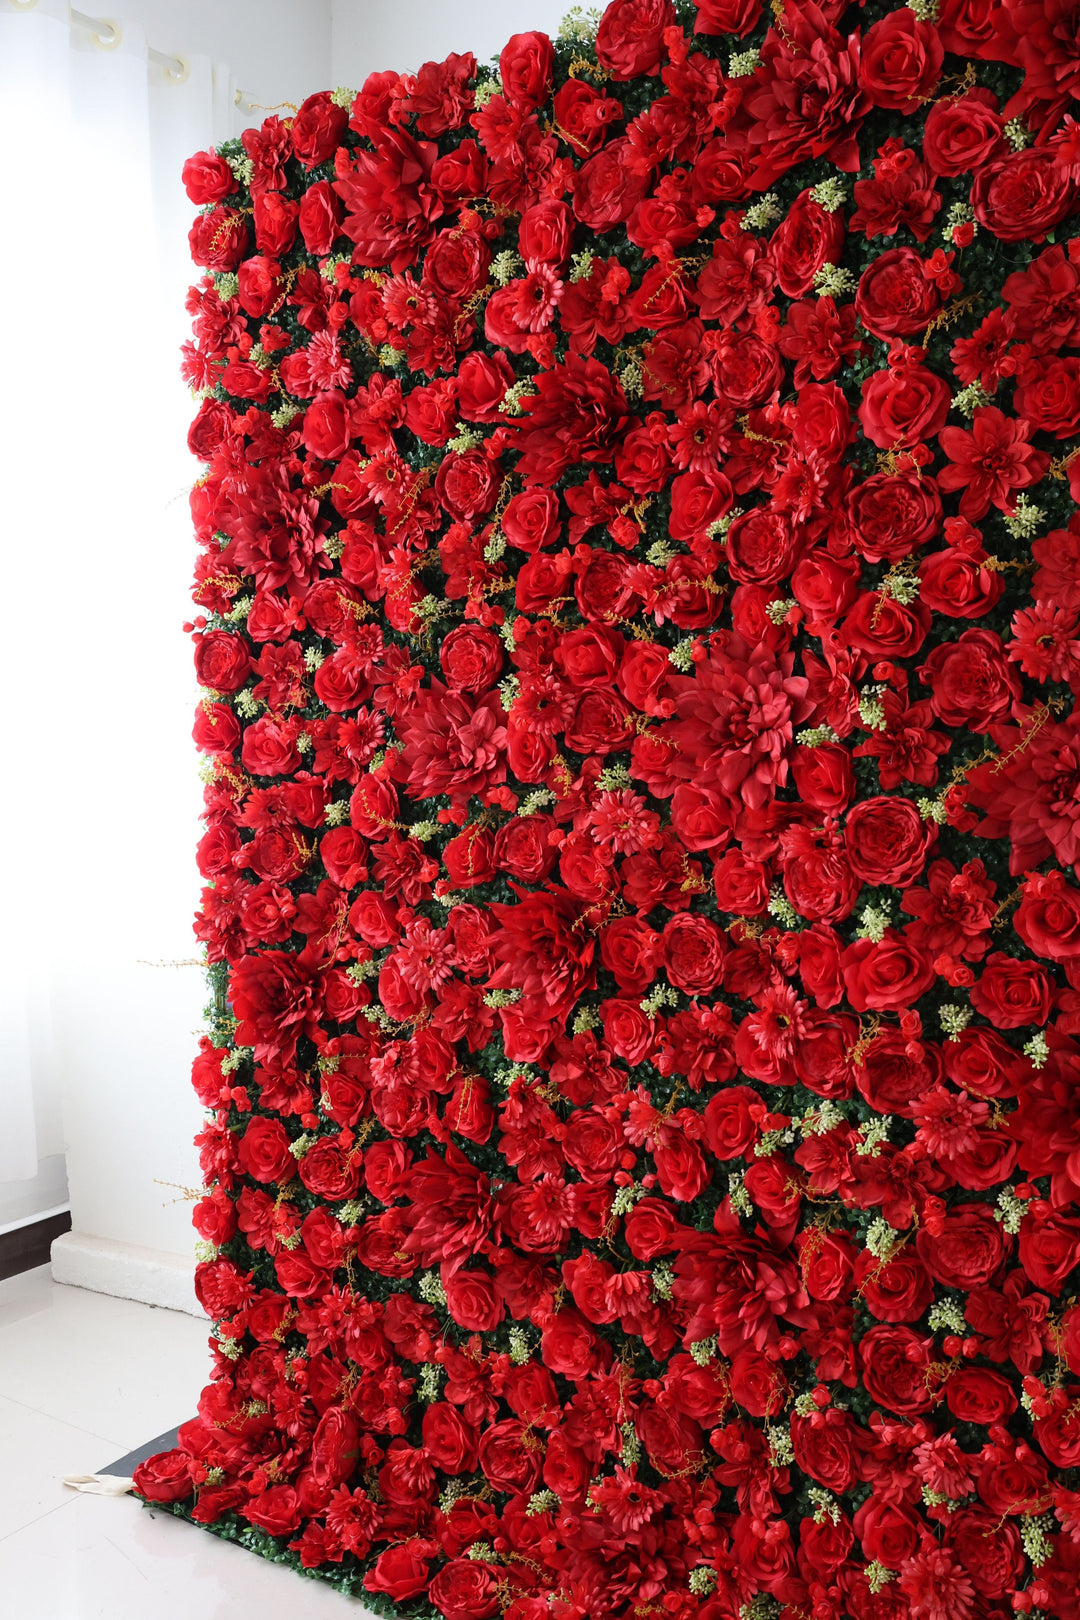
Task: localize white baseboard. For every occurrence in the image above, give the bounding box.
[50,1230,203,1317]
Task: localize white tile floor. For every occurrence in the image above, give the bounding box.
[0,1265,374,1616]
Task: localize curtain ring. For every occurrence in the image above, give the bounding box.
[154,49,190,84]
[88,16,122,49]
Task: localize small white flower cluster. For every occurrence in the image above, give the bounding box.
[651,1263,675,1301]
[1021,1514,1056,1568]
[728,1171,753,1217]
[995,1188,1029,1234]
[951,380,992,417]
[796,723,840,747]
[1003,493,1045,539]
[742,193,782,230]
[417,1363,443,1403]
[640,981,679,1017]
[572,1003,601,1034]
[858,683,888,732]
[484,987,523,1008]
[865,1216,902,1260]
[490,250,523,287]
[812,262,857,298]
[939,1003,973,1040]
[767,887,800,929]
[810,177,848,213]
[569,248,596,283]
[557,5,601,44]
[928,1297,967,1335]
[508,1326,533,1364]
[619,1420,641,1465]
[766,1425,794,1468]
[855,898,892,943]
[728,49,761,77]
[856,1116,893,1157]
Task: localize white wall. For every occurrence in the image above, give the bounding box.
[331,0,573,83]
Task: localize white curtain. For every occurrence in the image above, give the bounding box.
[0,0,236,1244]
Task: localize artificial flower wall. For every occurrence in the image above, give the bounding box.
[137,3,1080,1617]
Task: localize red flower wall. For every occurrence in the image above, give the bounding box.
[139,3,1080,1616]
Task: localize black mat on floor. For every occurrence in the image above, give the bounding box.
[101,1426,184,1477]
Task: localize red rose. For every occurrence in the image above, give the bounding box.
[1016,869,1080,961]
[189,206,248,269]
[858,350,951,449]
[600,914,657,993]
[502,488,561,553]
[573,140,649,231]
[243,1483,302,1535]
[791,1408,862,1492]
[427,1559,499,1620]
[923,88,1003,177]
[846,474,942,565]
[854,1496,921,1569]
[291,91,347,167]
[859,1324,933,1414]
[133,1448,193,1504]
[842,591,931,658]
[948,1509,1024,1599]
[438,626,503,696]
[844,795,933,887]
[253,191,298,256]
[182,150,237,205]
[596,0,675,79]
[238,1114,296,1185]
[662,913,727,995]
[478,1420,542,1494]
[298,179,343,254]
[946,1367,1016,1425]
[856,1028,941,1117]
[854,1247,933,1323]
[920,528,1003,620]
[193,701,241,757]
[1014,355,1080,436]
[919,627,1020,730]
[917,1202,1007,1288]
[241,716,301,777]
[365,1542,432,1601]
[724,506,801,587]
[194,631,251,694]
[298,1135,362,1199]
[691,0,757,33]
[769,189,846,297]
[972,146,1076,243]
[855,247,944,339]
[498,31,554,110]
[859,11,944,112]
[970,952,1052,1029]
[796,1228,855,1303]
[842,933,935,1013]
